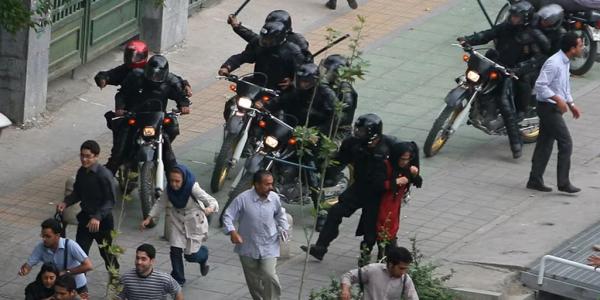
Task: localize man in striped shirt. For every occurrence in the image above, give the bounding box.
[118,244,183,300]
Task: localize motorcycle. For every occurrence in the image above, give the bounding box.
[113,99,180,226]
[218,107,347,225]
[0,112,11,137]
[495,0,600,75]
[423,44,540,157]
[210,73,279,193]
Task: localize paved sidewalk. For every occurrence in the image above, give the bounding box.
[3,0,600,298]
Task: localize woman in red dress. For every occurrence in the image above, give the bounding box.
[376,141,422,260]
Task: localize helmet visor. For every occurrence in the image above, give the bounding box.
[124,49,147,65]
[145,67,168,83]
[353,126,368,140]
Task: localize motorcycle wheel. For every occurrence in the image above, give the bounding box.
[424,104,462,157]
[140,161,157,228]
[219,171,253,227]
[520,126,539,144]
[569,28,596,76]
[210,134,238,193]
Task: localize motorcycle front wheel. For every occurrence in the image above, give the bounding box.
[210,134,238,193]
[569,28,596,76]
[140,161,157,228]
[424,104,463,157]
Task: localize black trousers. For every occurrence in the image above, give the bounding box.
[529,102,573,187]
[316,185,380,250]
[76,213,120,271]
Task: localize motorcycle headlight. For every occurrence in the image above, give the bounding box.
[237,97,253,109]
[264,136,279,148]
[466,70,480,82]
[143,126,156,137]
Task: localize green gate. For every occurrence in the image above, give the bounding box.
[49,0,141,80]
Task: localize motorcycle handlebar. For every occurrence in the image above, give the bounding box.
[111,110,181,121]
[216,74,280,96]
[453,43,519,80]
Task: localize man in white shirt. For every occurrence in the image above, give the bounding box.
[528,32,583,193]
[340,246,419,300]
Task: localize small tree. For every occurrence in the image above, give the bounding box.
[296,15,369,300]
[408,237,455,300]
[0,0,53,34]
[100,171,137,298]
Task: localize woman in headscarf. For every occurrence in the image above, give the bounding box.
[25,262,60,300]
[375,141,422,260]
[140,164,218,286]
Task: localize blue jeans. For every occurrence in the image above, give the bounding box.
[170,246,208,285]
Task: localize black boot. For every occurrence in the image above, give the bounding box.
[325,0,336,9]
[300,244,327,261]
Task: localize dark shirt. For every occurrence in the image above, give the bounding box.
[25,281,54,300]
[65,163,116,220]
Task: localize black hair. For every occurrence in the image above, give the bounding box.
[386,246,413,265]
[136,243,156,259]
[253,170,273,185]
[35,263,60,283]
[41,218,62,235]
[560,32,581,53]
[80,140,100,156]
[54,274,76,292]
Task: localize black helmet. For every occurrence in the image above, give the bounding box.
[537,4,564,31]
[353,113,383,145]
[265,10,292,33]
[320,54,349,84]
[295,63,319,90]
[259,21,287,48]
[509,1,534,26]
[144,55,169,83]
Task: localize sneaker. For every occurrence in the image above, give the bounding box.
[347,0,358,9]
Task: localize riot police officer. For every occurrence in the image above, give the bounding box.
[320,54,358,137]
[301,114,397,262]
[219,21,304,90]
[458,1,551,158]
[105,55,191,174]
[227,10,312,62]
[535,4,566,53]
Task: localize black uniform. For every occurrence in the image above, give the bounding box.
[464,22,551,154]
[233,25,312,62]
[95,64,190,89]
[314,134,397,254]
[64,163,119,271]
[221,39,305,90]
[107,69,191,173]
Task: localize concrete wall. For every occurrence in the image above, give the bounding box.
[141,0,189,53]
[0,0,50,125]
